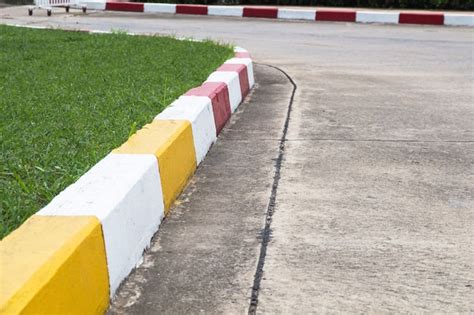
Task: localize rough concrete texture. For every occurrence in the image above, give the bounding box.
[259,140,473,313]
[1,7,472,313]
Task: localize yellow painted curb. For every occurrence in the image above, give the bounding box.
[0,216,109,315]
[114,120,197,212]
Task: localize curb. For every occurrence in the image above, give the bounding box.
[84,2,473,27]
[0,26,254,314]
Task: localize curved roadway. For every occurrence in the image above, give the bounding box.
[1,7,473,313]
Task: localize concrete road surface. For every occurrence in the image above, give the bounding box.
[2,7,473,313]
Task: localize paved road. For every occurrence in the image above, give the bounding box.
[2,7,473,313]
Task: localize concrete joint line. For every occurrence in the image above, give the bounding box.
[248,63,297,315]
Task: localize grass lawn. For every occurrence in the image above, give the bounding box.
[0,25,234,239]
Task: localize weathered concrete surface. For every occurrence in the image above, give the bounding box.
[259,140,473,313]
[257,27,474,313]
[1,7,473,313]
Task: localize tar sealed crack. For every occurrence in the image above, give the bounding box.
[248,63,297,315]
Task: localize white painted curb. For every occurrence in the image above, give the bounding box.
[82,1,106,10]
[234,46,248,53]
[37,153,165,296]
[444,14,474,26]
[144,3,177,14]
[208,5,243,17]
[154,95,217,165]
[206,71,242,113]
[356,11,399,24]
[277,8,315,20]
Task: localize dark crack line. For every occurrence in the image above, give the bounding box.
[224,138,474,143]
[248,63,297,315]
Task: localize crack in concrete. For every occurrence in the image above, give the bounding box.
[224,139,474,143]
[248,63,297,315]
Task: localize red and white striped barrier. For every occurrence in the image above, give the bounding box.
[82,2,474,27]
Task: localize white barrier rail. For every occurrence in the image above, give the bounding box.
[29,0,87,16]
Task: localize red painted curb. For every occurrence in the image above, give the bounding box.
[243,7,278,19]
[176,4,208,15]
[218,64,250,99]
[399,12,444,25]
[105,2,144,12]
[316,10,356,22]
[186,82,231,135]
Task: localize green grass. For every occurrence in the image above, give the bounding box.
[0,25,234,239]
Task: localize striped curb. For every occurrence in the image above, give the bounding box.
[83,2,473,27]
[0,26,254,314]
